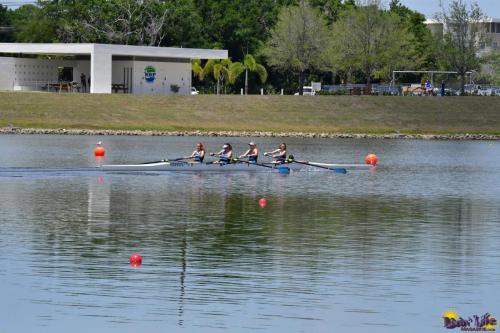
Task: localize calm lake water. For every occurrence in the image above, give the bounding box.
[0,135,499,333]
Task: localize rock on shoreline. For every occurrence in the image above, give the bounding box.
[1,127,499,140]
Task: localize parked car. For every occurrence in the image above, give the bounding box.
[294,86,316,96]
[190,87,199,95]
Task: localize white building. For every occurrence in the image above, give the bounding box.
[425,18,500,51]
[0,43,227,94]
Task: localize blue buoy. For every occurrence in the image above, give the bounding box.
[278,166,290,174]
[334,168,347,174]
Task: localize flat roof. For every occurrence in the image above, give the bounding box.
[0,43,227,59]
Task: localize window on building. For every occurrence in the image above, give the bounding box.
[493,42,498,49]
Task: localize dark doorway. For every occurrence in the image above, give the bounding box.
[58,67,73,82]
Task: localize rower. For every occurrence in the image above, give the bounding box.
[187,142,205,162]
[264,143,287,164]
[210,143,233,164]
[239,142,259,163]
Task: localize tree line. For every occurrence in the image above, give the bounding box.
[0,0,498,94]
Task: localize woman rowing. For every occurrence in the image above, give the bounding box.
[210,143,233,164]
[238,142,259,163]
[264,143,287,164]
[186,142,205,163]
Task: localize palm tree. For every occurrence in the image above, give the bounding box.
[192,59,245,95]
[243,54,268,94]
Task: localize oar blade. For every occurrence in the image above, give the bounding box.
[277,166,290,174]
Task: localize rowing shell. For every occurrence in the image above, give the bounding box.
[101,161,302,172]
[100,161,372,172]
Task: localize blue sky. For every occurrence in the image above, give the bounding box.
[1,0,499,19]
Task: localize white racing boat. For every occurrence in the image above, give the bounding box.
[100,160,373,172]
[101,161,301,172]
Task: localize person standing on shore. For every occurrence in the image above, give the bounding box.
[80,73,87,93]
[264,143,287,164]
[210,144,233,164]
[425,80,432,95]
[239,142,259,163]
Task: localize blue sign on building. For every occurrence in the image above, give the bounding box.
[144,66,157,83]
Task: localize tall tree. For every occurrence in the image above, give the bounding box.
[40,0,203,47]
[0,4,13,42]
[389,0,438,70]
[478,50,500,85]
[9,4,57,42]
[309,0,356,24]
[242,54,267,94]
[331,1,416,84]
[263,1,332,95]
[193,0,290,59]
[436,0,486,93]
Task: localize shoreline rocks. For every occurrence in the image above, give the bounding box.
[1,127,499,140]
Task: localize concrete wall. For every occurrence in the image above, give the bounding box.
[0,57,78,91]
[132,60,191,95]
[73,60,91,91]
[0,57,15,91]
[0,56,192,95]
[489,32,500,50]
[111,60,133,93]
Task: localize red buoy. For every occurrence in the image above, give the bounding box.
[259,198,268,208]
[129,253,142,267]
[365,153,378,166]
[94,141,105,157]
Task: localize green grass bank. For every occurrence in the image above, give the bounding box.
[0,92,499,135]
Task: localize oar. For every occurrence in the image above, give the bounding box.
[288,156,347,174]
[236,158,293,174]
[141,157,189,164]
[232,158,274,169]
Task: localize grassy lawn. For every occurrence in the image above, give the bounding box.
[0,92,499,134]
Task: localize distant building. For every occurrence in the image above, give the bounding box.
[425,18,500,52]
[0,43,227,94]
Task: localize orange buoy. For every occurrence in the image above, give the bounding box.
[129,253,142,267]
[259,198,268,208]
[94,141,105,157]
[365,153,378,166]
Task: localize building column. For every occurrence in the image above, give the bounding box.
[90,47,112,94]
